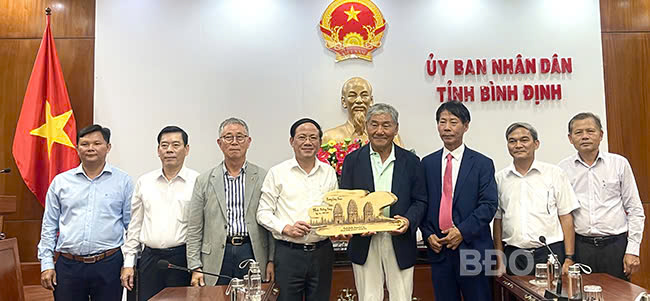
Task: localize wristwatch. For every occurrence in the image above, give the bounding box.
[565,254,575,261]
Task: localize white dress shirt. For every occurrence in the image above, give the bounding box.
[441,144,466,199]
[495,160,579,249]
[257,158,338,244]
[558,152,645,255]
[122,167,199,267]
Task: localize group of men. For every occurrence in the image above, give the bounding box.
[36,81,644,301]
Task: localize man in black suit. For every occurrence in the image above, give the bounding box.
[339,103,427,301]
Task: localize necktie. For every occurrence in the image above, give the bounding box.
[439,153,454,230]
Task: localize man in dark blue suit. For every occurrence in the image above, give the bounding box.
[420,101,498,301]
[340,103,427,301]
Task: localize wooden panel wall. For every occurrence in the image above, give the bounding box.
[601,0,650,289]
[0,0,648,292]
[0,0,95,282]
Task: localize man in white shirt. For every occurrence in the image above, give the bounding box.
[493,122,579,276]
[257,118,338,301]
[186,118,274,286]
[558,112,645,280]
[120,126,199,300]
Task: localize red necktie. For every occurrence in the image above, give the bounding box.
[439,153,454,231]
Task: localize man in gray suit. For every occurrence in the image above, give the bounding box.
[186,117,275,286]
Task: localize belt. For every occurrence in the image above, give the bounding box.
[226,236,250,246]
[576,232,626,247]
[144,244,186,254]
[505,241,563,253]
[278,239,330,252]
[60,247,120,264]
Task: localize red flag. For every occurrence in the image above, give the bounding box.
[12,12,79,207]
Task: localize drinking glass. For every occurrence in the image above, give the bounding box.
[583,285,603,301]
[533,263,548,286]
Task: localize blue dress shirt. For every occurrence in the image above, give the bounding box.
[37,163,134,271]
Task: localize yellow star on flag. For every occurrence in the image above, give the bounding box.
[344,5,361,22]
[29,100,75,158]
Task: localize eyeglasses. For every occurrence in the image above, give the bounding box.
[294,135,320,143]
[220,135,248,143]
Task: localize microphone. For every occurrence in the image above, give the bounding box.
[539,236,566,300]
[0,168,10,174]
[157,259,232,280]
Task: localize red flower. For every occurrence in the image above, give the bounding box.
[317,149,330,163]
[347,143,361,154]
[336,161,343,175]
[336,149,347,162]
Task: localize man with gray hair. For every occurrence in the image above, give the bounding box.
[186,117,274,286]
[493,122,579,276]
[559,112,645,280]
[339,103,427,300]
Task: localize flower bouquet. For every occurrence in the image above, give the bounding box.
[317,138,365,175]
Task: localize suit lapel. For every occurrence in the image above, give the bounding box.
[391,146,406,195]
[210,163,227,218]
[360,145,375,192]
[244,164,258,215]
[453,148,475,204]
[432,150,443,200]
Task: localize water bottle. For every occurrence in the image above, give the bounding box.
[567,264,583,301]
[547,254,558,291]
[240,259,264,301]
[225,278,246,301]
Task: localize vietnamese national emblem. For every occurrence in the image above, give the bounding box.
[319,0,387,62]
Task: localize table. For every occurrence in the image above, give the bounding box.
[150,282,278,301]
[494,273,648,300]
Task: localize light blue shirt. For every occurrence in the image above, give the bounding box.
[38,163,133,271]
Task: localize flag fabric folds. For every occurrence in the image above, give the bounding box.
[12,13,79,206]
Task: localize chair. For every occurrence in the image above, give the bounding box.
[0,237,26,301]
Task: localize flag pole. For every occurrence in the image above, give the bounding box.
[45,7,51,15]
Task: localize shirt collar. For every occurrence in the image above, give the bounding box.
[74,162,113,178]
[158,166,190,182]
[370,143,396,164]
[290,157,321,175]
[507,159,541,177]
[442,144,465,160]
[222,161,248,177]
[574,151,605,168]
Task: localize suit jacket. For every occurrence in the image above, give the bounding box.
[186,162,275,285]
[340,144,428,269]
[420,147,498,263]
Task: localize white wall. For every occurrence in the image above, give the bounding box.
[95,0,607,178]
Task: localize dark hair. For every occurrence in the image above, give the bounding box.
[78,124,111,144]
[568,112,603,133]
[157,126,188,145]
[435,101,471,124]
[290,118,323,138]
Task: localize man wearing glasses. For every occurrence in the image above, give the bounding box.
[257,118,338,301]
[186,118,275,286]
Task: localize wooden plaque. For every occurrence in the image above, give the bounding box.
[309,189,405,236]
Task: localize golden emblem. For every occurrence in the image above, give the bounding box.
[319,0,387,62]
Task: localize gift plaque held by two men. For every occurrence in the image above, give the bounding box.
[309,189,404,236]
